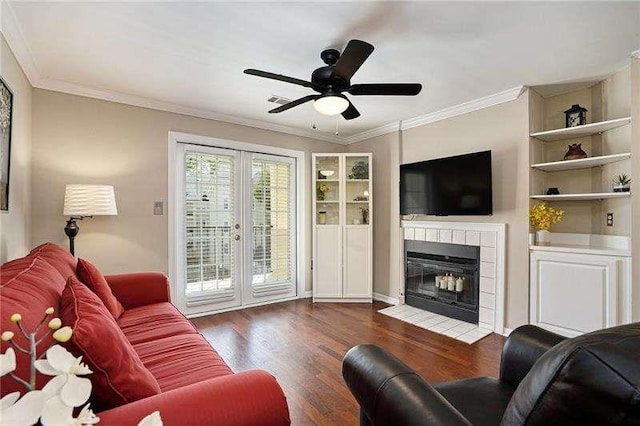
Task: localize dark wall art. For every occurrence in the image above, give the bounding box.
[0,77,13,211]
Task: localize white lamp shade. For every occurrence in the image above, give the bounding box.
[64,184,118,216]
[313,95,349,116]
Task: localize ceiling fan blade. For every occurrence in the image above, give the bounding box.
[332,40,374,81]
[244,69,313,88]
[348,83,422,96]
[341,100,361,120]
[268,95,319,113]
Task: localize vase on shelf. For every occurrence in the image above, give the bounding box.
[536,229,551,246]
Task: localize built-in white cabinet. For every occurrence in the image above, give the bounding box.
[313,153,372,302]
[530,248,632,337]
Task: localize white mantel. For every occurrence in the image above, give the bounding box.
[401,221,506,335]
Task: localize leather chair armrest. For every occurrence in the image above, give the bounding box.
[500,325,566,387]
[97,370,290,426]
[104,272,170,309]
[343,344,471,426]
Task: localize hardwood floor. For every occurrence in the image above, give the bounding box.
[191,299,506,425]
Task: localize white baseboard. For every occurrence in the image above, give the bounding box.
[373,292,399,305]
[302,290,312,299]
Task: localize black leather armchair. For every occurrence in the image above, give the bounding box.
[342,323,640,426]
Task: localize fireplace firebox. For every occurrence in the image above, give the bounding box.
[404,240,480,323]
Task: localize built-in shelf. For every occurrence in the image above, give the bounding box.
[530,152,631,172]
[316,200,339,203]
[529,117,631,142]
[347,201,369,204]
[318,179,339,182]
[530,192,630,201]
[346,179,369,182]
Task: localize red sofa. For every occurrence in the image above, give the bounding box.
[0,243,290,425]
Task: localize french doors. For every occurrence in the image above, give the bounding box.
[175,143,297,316]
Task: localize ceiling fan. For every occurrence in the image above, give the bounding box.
[244,40,422,120]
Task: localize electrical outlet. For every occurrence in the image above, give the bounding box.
[606,212,614,227]
[154,201,164,216]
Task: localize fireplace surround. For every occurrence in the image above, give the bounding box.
[402,221,506,334]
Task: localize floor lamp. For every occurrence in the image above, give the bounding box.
[63,184,118,256]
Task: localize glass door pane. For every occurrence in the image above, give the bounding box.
[184,150,237,302]
[315,155,341,225]
[244,153,297,303]
[345,155,370,225]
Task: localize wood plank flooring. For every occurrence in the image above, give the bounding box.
[191,299,506,425]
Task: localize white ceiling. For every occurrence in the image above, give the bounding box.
[4,1,640,141]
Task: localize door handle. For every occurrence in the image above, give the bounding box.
[234,234,241,241]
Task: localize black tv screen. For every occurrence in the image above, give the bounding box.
[400,150,493,216]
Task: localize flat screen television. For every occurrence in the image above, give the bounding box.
[400,150,492,216]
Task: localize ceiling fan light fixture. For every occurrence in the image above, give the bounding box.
[313,94,349,116]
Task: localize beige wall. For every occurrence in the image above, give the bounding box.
[400,93,531,329]
[347,132,401,299]
[31,89,345,291]
[0,34,32,263]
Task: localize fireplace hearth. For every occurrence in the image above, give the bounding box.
[405,240,480,323]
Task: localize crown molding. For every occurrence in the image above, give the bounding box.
[1,2,40,86]
[343,121,400,144]
[400,85,526,131]
[37,77,345,144]
[343,85,526,144]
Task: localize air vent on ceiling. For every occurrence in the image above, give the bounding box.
[267,95,292,106]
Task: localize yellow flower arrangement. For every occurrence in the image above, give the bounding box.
[316,184,330,201]
[529,202,564,231]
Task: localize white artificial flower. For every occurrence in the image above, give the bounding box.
[137,411,163,426]
[0,391,45,426]
[34,346,92,407]
[40,397,99,426]
[0,348,16,377]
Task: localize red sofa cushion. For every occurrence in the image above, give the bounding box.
[0,256,67,395]
[133,334,233,392]
[76,258,125,320]
[29,242,77,279]
[60,276,161,409]
[118,302,198,345]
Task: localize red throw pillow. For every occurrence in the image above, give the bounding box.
[76,258,125,320]
[60,276,161,410]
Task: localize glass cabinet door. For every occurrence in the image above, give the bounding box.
[344,155,370,226]
[315,155,341,225]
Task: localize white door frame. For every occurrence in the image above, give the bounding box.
[168,131,307,317]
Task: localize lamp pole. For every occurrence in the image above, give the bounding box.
[64,217,80,256]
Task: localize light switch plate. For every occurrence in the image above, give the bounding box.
[154,201,164,215]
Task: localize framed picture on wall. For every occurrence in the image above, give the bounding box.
[0,77,13,211]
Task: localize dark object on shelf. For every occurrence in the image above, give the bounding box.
[564,104,587,128]
[613,187,631,193]
[564,143,588,160]
[342,323,640,426]
[317,170,326,180]
[353,195,368,201]
[349,160,369,179]
[359,207,369,224]
[546,187,560,195]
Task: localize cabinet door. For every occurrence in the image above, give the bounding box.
[343,226,372,298]
[530,251,619,337]
[314,226,342,298]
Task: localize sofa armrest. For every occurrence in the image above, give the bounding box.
[104,272,170,309]
[97,370,290,426]
[499,325,566,387]
[343,344,471,426]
